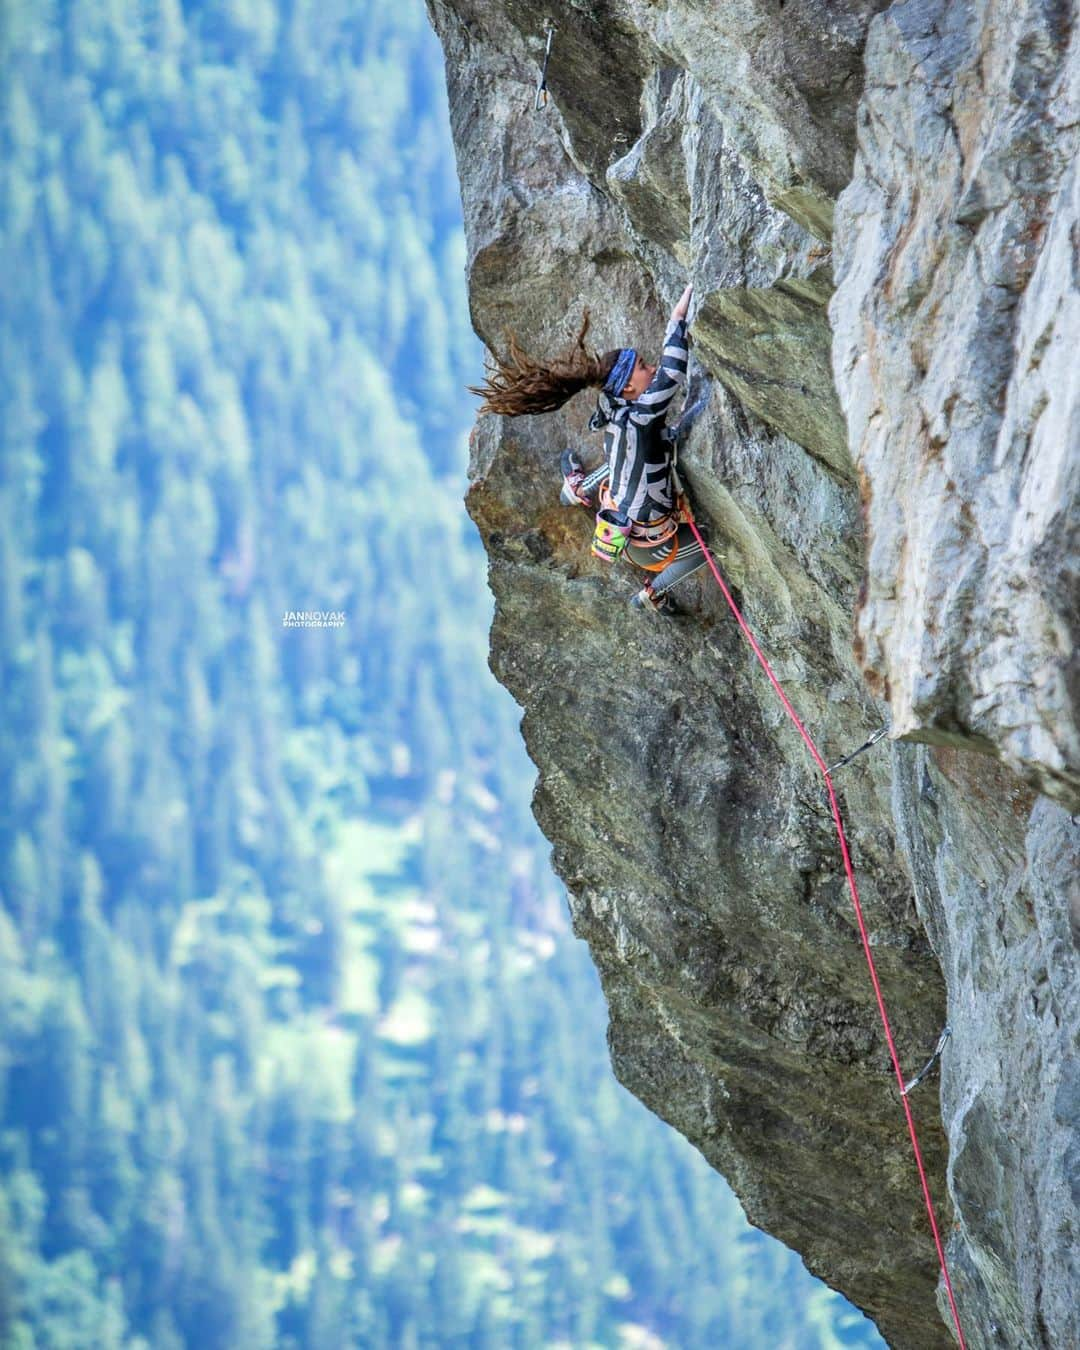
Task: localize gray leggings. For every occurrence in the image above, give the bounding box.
[625,522,710,597]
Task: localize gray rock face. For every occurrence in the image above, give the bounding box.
[830,0,1080,811]
[427,0,1079,1344]
[893,749,1079,1349]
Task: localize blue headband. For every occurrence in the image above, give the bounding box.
[603,347,637,398]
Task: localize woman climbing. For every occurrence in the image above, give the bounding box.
[468,283,709,613]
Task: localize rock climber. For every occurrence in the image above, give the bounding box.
[468,283,709,613]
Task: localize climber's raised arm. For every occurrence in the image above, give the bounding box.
[671,283,693,324]
[628,309,690,427]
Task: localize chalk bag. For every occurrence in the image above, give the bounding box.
[591,507,631,562]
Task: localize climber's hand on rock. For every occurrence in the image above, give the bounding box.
[672,283,693,323]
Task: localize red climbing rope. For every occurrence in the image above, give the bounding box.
[681,506,968,1350]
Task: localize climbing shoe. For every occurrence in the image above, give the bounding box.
[560,448,590,506]
[630,586,676,616]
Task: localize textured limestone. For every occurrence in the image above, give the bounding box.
[830,0,1080,810]
[428,0,1079,1345]
[606,65,852,474]
[893,749,1079,1349]
[618,0,895,236]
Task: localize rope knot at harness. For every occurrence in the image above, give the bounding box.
[677,499,969,1350]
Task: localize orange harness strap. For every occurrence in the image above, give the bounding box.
[599,481,681,548]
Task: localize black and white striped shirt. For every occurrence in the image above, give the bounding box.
[605,318,689,523]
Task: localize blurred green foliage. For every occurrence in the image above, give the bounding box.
[0,0,883,1345]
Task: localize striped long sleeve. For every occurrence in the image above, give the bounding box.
[628,317,689,426]
[606,318,690,523]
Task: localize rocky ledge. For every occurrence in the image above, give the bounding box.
[425,1,1079,1345]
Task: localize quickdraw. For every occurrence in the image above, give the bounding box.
[534,20,557,112]
[827,724,891,776]
[901,1027,952,1097]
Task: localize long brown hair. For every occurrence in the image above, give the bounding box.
[468,308,620,417]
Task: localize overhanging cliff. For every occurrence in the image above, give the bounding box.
[424,1,1080,1345]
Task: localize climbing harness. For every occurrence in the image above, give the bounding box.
[597,482,679,548]
[901,1027,952,1097]
[674,488,969,1349]
[533,20,557,111]
[826,724,891,776]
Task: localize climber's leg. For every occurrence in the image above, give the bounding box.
[626,523,709,612]
[560,448,606,508]
[646,523,710,598]
[628,585,674,614]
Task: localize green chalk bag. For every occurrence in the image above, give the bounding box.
[591,507,631,562]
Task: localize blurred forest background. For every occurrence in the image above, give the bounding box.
[0,1,885,1346]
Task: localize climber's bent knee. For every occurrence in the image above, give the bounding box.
[626,523,708,596]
